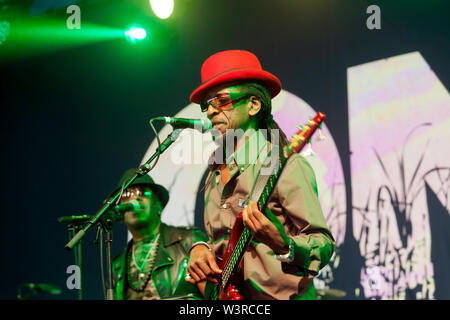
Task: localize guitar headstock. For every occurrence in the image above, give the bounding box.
[284,112,326,158]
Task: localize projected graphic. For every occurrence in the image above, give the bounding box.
[348,52,450,299]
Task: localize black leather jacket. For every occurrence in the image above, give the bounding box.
[112,223,207,300]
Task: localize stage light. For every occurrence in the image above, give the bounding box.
[149,0,174,19]
[125,27,147,42]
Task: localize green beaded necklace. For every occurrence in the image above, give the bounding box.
[126,233,160,292]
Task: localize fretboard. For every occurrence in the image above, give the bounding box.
[219,151,286,292]
[213,112,325,298]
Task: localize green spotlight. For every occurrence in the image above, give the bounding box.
[0,16,124,62]
[125,27,147,42]
[150,0,174,19]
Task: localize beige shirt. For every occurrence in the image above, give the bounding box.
[203,129,335,300]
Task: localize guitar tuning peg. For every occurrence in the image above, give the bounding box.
[301,141,316,157]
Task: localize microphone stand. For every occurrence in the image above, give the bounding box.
[58,215,91,300]
[99,215,115,300]
[69,222,84,300]
[64,128,183,300]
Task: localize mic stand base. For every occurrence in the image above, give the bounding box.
[104,223,115,300]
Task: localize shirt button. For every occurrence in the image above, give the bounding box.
[222,203,228,209]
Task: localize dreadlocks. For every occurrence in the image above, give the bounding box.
[233,82,289,151]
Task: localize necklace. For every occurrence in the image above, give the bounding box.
[127,233,160,292]
[133,234,159,273]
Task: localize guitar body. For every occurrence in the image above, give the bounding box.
[204,213,246,300]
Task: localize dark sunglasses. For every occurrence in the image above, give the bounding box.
[200,93,251,112]
[120,186,152,201]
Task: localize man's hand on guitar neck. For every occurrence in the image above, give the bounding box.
[243,201,291,254]
[186,245,222,285]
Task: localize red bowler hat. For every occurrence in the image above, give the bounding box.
[190,50,282,104]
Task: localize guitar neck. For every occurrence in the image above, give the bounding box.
[257,152,285,212]
[220,152,286,292]
[215,112,325,298]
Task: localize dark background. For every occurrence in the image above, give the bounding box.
[0,0,448,300]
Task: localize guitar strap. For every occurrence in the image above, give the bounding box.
[248,143,284,209]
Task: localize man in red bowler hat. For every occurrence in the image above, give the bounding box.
[186,50,335,300]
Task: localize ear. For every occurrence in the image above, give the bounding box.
[155,200,163,216]
[248,96,262,117]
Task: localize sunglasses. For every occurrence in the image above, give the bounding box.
[200,93,251,113]
[120,186,152,202]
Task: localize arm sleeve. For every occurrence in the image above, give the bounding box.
[274,154,336,275]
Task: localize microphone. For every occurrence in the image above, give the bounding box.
[57,215,91,223]
[153,117,212,132]
[114,200,143,213]
[22,283,62,295]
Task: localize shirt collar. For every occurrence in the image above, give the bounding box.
[225,128,269,172]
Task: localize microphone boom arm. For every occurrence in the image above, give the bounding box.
[64,128,183,251]
[63,126,182,300]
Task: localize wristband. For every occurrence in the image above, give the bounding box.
[275,238,294,263]
[189,241,212,253]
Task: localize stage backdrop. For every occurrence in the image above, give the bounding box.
[347,51,450,299]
